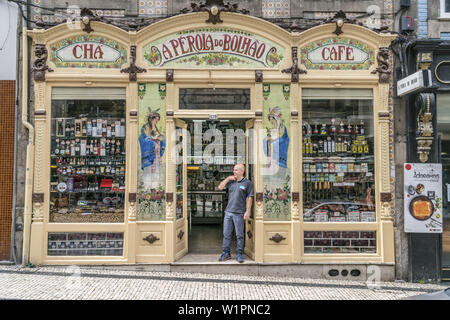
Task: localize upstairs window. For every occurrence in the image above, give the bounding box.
[441,0,450,18]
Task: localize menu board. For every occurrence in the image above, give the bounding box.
[404,163,443,233]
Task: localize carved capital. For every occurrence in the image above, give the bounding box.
[32,44,53,81]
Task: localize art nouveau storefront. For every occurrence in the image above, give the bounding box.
[24,11,397,276]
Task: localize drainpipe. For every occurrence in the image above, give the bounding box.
[10,4,21,265]
[21,23,34,266]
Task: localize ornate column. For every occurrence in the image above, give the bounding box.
[375,46,395,263]
[29,36,51,263]
[290,83,301,262]
[126,80,139,264]
[254,82,264,262]
[165,81,176,262]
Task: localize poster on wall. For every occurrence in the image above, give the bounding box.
[262,84,291,220]
[137,83,167,221]
[404,163,443,233]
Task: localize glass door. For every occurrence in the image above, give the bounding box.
[174,119,188,260]
[245,118,255,259]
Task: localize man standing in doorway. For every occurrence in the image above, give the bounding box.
[217,163,254,263]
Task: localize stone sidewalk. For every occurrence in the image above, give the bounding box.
[0,265,447,300]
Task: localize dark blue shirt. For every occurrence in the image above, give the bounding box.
[225,177,254,214]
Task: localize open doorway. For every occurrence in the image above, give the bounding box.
[182,118,248,255]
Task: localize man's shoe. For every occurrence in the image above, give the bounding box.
[218,252,231,261]
[237,253,244,263]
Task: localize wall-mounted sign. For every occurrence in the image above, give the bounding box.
[404,163,443,233]
[396,69,432,97]
[143,28,284,68]
[299,37,375,70]
[50,35,127,68]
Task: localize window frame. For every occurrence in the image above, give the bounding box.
[440,0,450,19]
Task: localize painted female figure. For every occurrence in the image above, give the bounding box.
[139,107,166,189]
[263,106,290,174]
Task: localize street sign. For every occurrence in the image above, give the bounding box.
[397,69,432,97]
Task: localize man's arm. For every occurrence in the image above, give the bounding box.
[218,176,235,190]
[244,197,253,220]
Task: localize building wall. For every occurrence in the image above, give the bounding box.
[0,80,15,261]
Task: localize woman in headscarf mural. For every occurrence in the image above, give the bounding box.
[139,107,166,190]
[263,106,291,218]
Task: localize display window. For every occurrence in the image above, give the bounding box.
[50,88,126,223]
[301,88,375,223]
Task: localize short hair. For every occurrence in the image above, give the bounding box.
[234,163,245,172]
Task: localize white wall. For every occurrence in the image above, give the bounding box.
[0,0,18,80]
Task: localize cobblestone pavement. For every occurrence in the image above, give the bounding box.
[0,265,448,300]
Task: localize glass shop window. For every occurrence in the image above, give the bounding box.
[302,88,376,223]
[50,87,126,223]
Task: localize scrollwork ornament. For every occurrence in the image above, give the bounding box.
[32,44,53,81]
[120,45,146,82]
[371,47,392,83]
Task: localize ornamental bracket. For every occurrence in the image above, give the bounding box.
[120,46,147,82]
[32,44,53,81]
[181,0,249,24]
[321,10,363,36]
[371,47,392,83]
[281,47,307,82]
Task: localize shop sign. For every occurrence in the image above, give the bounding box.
[404,163,443,233]
[299,37,375,70]
[49,35,127,68]
[396,70,432,97]
[143,28,284,68]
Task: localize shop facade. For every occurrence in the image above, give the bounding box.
[24,10,397,279]
[400,39,450,282]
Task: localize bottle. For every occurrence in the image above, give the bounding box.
[106,139,111,156]
[331,136,335,153]
[338,121,345,134]
[346,124,352,135]
[323,137,328,153]
[107,124,111,138]
[111,123,116,137]
[75,121,81,136]
[313,124,319,135]
[92,119,97,137]
[82,120,87,137]
[75,139,80,156]
[320,124,327,135]
[102,120,107,137]
[87,120,92,137]
[54,138,60,155]
[329,118,336,134]
[65,120,71,137]
[116,140,121,154]
[57,119,64,136]
[120,118,126,137]
[327,136,332,154]
[360,120,365,135]
[65,140,70,155]
[302,138,306,154]
[318,139,324,153]
[354,123,359,135]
